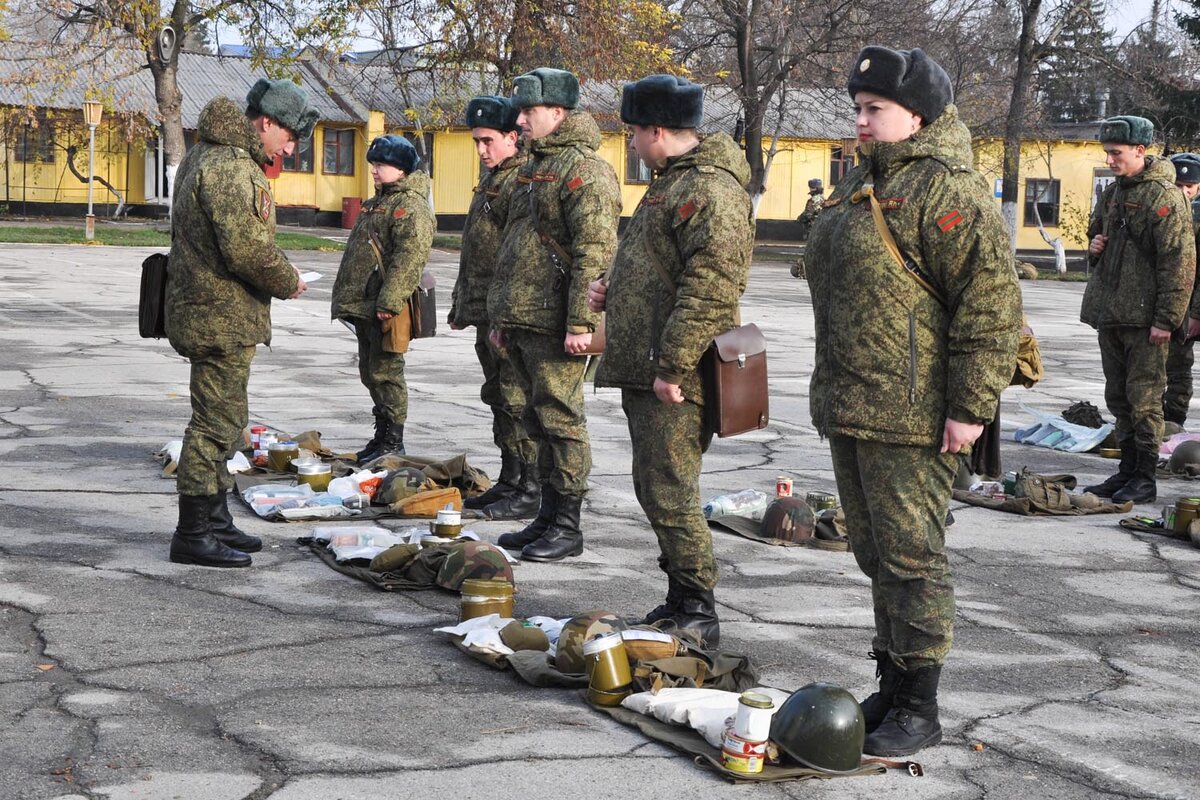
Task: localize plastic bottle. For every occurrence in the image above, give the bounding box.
[703,489,771,520]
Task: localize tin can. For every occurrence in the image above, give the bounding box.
[267,440,298,472]
[733,691,774,742]
[586,685,631,707]
[250,425,267,451]
[1174,497,1200,535]
[721,730,766,774]
[775,476,793,498]
[805,491,837,512]
[583,632,633,694]
[459,578,514,621]
[296,462,331,492]
[255,431,277,460]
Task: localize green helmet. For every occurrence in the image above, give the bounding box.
[1169,440,1200,473]
[434,541,514,591]
[554,610,625,674]
[769,682,864,773]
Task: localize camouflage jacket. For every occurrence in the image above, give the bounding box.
[488,111,621,336]
[596,133,752,399]
[165,96,299,357]
[449,151,528,327]
[1081,156,1196,331]
[805,105,1022,447]
[798,194,824,224]
[331,171,435,320]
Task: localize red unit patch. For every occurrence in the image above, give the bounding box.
[678,199,697,220]
[394,208,408,219]
[566,176,585,191]
[1157,205,1171,217]
[937,209,963,232]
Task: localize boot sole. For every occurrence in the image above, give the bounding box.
[863,729,942,757]
[169,553,252,568]
[519,544,583,562]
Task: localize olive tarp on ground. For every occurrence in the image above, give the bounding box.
[295,537,513,591]
[952,470,1132,516]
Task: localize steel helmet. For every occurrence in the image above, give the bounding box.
[769,682,865,773]
[1169,440,1200,473]
[554,610,626,674]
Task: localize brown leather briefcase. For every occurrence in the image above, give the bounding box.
[702,322,769,437]
[408,269,437,339]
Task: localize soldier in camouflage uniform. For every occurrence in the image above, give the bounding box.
[806,48,1021,756]
[1082,117,1197,504]
[1162,153,1200,430]
[166,80,319,568]
[589,75,752,649]
[488,68,621,562]
[332,135,435,461]
[448,96,540,520]
[795,178,825,240]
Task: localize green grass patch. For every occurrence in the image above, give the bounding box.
[433,233,462,249]
[0,225,345,251]
[1026,271,1090,282]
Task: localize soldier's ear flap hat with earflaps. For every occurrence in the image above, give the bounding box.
[465,95,520,133]
[619,74,704,128]
[808,178,824,191]
[246,78,319,140]
[1171,152,1200,184]
[1099,115,1154,147]
[366,135,421,174]
[511,68,580,110]
[846,46,953,125]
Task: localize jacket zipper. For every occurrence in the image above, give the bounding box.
[908,311,917,404]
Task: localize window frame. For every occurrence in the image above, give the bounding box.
[322,128,356,176]
[625,140,652,185]
[829,138,857,185]
[282,132,315,173]
[13,117,56,163]
[1024,177,1061,227]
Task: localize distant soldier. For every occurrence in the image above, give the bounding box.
[166,79,318,567]
[796,178,825,239]
[448,96,540,520]
[1082,117,1197,504]
[488,68,621,562]
[1162,152,1200,431]
[588,75,753,648]
[331,135,435,461]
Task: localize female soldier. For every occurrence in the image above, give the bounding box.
[332,135,435,461]
[805,47,1021,757]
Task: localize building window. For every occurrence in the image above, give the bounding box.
[830,138,856,185]
[402,132,435,177]
[1024,178,1061,227]
[323,128,355,175]
[625,144,651,184]
[282,133,314,172]
[13,118,55,163]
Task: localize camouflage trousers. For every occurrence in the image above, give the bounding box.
[504,329,591,496]
[356,318,407,424]
[622,389,716,592]
[176,346,255,497]
[1163,337,1195,426]
[1098,326,1168,453]
[474,327,536,464]
[829,435,957,670]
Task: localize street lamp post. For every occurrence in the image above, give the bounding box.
[82,100,103,241]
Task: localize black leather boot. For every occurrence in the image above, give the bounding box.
[642,575,684,624]
[1112,450,1158,504]
[859,650,902,733]
[378,421,405,456]
[209,489,262,553]
[464,453,521,510]
[1084,442,1135,497]
[479,462,540,520]
[497,483,557,550]
[669,587,720,648]
[863,664,943,756]
[356,407,389,463]
[520,493,584,562]
[169,494,252,568]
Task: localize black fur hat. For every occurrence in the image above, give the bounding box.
[1171,153,1200,184]
[465,96,519,133]
[366,135,420,174]
[846,47,953,124]
[620,74,704,128]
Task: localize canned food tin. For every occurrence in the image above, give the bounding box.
[267,440,299,472]
[583,632,633,693]
[721,730,767,773]
[805,491,837,512]
[459,578,514,622]
[586,685,631,707]
[775,476,793,498]
[250,426,267,451]
[733,691,775,742]
[296,462,332,492]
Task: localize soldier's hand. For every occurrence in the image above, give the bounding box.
[1149,325,1172,346]
[1088,234,1107,256]
[654,377,684,405]
[1188,317,1200,340]
[587,279,608,312]
[288,277,307,299]
[489,328,507,350]
[376,310,395,321]
[449,321,465,331]
[941,419,983,454]
[564,332,592,355]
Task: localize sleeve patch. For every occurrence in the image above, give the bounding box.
[937,209,963,232]
[566,175,585,191]
[1157,205,1172,218]
[678,199,698,220]
[394,208,408,219]
[256,187,273,223]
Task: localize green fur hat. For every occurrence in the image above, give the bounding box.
[511,68,580,110]
[1099,115,1154,147]
[246,78,319,140]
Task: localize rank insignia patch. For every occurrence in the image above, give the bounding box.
[566,176,584,191]
[256,187,273,222]
[394,208,408,219]
[678,199,698,220]
[937,209,963,232]
[1157,205,1171,217]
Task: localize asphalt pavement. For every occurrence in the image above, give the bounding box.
[0,243,1197,799]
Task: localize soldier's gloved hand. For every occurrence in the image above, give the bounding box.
[654,377,684,405]
[564,332,592,355]
[288,276,307,299]
[587,278,608,312]
[1149,325,1171,346]
[1188,317,1200,340]
[1089,234,1107,256]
